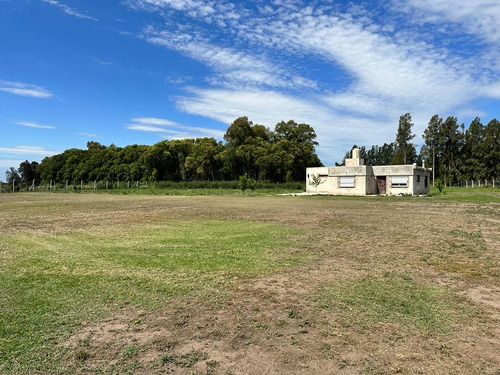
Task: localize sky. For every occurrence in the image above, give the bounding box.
[1,0,499,180]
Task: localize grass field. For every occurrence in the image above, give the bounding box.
[1,189,499,374]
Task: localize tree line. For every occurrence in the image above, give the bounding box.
[5,113,499,188]
[343,114,500,184]
[5,117,322,186]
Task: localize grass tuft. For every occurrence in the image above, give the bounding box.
[316,274,456,333]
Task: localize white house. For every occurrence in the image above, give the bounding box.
[306,147,431,196]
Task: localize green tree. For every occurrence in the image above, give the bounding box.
[393,113,416,165]
[462,117,486,180]
[423,115,443,185]
[483,119,500,179]
[17,160,40,184]
[439,116,464,184]
[185,138,224,181]
[5,167,21,185]
[274,120,321,180]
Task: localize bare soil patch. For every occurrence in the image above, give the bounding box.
[2,193,500,374]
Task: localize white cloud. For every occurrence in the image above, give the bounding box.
[0,81,53,99]
[129,0,500,163]
[132,117,178,126]
[401,0,500,43]
[15,121,56,129]
[175,87,397,164]
[76,132,102,138]
[0,158,24,168]
[93,59,114,66]
[0,146,59,156]
[142,27,317,90]
[125,117,225,139]
[42,0,97,21]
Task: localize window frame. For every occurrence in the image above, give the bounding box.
[390,175,408,188]
[339,176,355,188]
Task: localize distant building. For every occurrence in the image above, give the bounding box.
[306,147,431,196]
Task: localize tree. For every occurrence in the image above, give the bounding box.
[18,160,40,184]
[308,174,325,193]
[423,115,443,185]
[224,116,255,148]
[185,138,224,181]
[274,120,322,181]
[462,117,486,180]
[393,113,416,165]
[439,116,464,184]
[483,119,500,179]
[6,167,21,185]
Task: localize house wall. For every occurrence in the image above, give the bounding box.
[306,167,330,194]
[328,166,368,195]
[306,163,431,196]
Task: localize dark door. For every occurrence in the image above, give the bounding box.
[377,177,386,194]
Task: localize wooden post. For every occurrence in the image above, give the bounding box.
[81,180,83,190]
[12,179,15,192]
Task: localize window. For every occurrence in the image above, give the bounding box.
[417,175,420,183]
[425,176,428,188]
[390,175,408,187]
[339,176,355,188]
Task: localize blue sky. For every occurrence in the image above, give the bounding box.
[1,0,499,180]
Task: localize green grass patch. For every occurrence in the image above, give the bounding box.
[315,274,457,333]
[429,186,500,203]
[0,220,305,373]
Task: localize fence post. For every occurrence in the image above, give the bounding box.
[485,179,487,187]
[32,179,35,191]
[81,180,83,190]
[493,179,495,188]
[66,180,68,190]
[12,179,15,192]
[127,181,130,188]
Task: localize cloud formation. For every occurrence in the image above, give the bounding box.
[0,146,59,156]
[0,81,53,99]
[15,121,56,130]
[76,132,102,138]
[127,0,500,162]
[126,117,225,139]
[42,0,97,21]
[402,0,500,43]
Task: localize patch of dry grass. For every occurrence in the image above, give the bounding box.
[1,192,499,374]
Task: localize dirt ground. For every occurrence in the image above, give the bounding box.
[3,194,500,374]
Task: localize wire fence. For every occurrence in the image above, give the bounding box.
[0,179,305,193]
[451,179,498,188]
